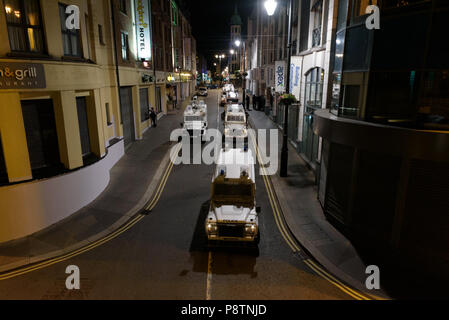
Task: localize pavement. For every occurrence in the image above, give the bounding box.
[246,105,390,299]
[0,97,192,273]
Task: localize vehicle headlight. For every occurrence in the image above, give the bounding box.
[245,224,257,235]
[206,223,218,234]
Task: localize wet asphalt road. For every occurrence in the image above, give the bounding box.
[0,90,350,300]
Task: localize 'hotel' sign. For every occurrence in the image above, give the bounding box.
[0,62,46,89]
[135,0,152,60]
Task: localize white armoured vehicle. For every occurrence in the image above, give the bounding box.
[222,104,249,148]
[205,148,260,244]
[181,100,208,140]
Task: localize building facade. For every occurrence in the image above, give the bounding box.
[314,0,449,280]
[246,0,449,281]
[0,0,195,243]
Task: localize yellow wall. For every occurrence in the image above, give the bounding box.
[0,93,32,183]
[0,0,176,184]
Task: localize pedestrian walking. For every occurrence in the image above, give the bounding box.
[150,107,157,127]
[259,95,266,112]
[246,95,250,111]
[252,94,257,110]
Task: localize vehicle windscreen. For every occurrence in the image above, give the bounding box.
[214,184,252,197]
[211,176,255,208]
[226,115,245,122]
[185,115,203,121]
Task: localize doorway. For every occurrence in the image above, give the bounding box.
[156,86,162,113]
[119,87,135,146]
[21,99,62,178]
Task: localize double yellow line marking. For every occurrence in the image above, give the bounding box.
[0,144,180,281]
[248,129,373,300]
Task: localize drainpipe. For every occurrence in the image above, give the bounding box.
[110,0,123,129]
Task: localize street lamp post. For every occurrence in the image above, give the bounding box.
[265,0,292,178]
[215,54,226,85]
[235,38,247,110]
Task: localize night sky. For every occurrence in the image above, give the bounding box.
[185,0,257,66]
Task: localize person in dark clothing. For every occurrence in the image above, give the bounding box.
[252,94,257,110]
[259,95,266,112]
[245,95,250,111]
[150,108,157,127]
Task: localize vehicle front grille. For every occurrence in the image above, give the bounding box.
[218,224,245,238]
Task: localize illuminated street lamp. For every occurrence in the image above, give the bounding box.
[264,0,278,16]
[265,0,292,177]
[235,39,241,47]
[215,54,226,83]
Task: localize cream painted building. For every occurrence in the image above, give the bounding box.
[0,0,193,243]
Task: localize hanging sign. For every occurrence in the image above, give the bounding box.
[135,0,152,60]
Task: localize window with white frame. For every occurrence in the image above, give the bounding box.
[59,3,82,57]
[311,0,323,47]
[304,67,324,111]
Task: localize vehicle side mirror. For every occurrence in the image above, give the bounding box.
[256,206,261,214]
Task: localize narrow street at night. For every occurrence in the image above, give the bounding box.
[0,0,448,312]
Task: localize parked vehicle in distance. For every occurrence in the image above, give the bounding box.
[226,91,239,104]
[198,87,208,97]
[220,93,227,107]
[222,83,234,94]
[222,104,249,148]
[205,148,260,244]
[180,100,208,141]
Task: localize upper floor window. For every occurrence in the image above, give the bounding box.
[171,1,178,26]
[119,0,127,14]
[304,67,324,111]
[311,0,323,47]
[4,0,45,53]
[59,3,82,57]
[121,31,129,61]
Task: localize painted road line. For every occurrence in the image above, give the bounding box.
[206,251,213,300]
[0,147,178,281]
[247,127,373,301]
[248,130,299,252]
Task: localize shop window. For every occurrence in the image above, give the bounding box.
[341,85,360,117]
[76,97,91,157]
[367,71,416,123]
[351,0,378,21]
[4,0,45,53]
[121,31,129,61]
[59,3,82,57]
[381,0,430,9]
[417,71,449,131]
[21,99,62,178]
[140,88,150,122]
[98,24,105,45]
[105,103,112,126]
